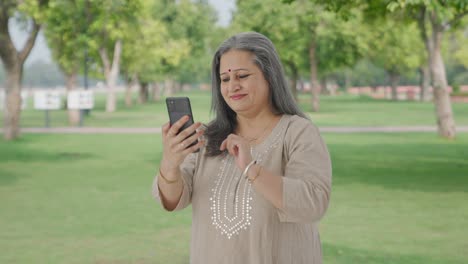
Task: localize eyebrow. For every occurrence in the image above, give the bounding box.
[220,68,250,75]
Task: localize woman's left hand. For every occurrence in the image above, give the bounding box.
[220,134,253,171]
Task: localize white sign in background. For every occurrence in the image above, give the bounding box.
[34,90,62,110]
[67,90,94,110]
[0,90,28,110]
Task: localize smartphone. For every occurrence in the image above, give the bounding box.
[166,97,198,151]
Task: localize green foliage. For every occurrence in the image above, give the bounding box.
[155,0,219,84]
[44,0,87,75]
[120,0,190,83]
[17,0,50,23]
[451,24,468,69]
[43,0,142,80]
[233,0,308,77]
[366,19,423,77]
[233,0,367,80]
[314,9,368,75]
[348,59,388,87]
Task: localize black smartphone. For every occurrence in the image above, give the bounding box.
[166,97,198,151]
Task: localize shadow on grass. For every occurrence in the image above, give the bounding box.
[0,143,95,186]
[0,137,95,164]
[323,243,462,264]
[0,168,21,186]
[328,141,468,193]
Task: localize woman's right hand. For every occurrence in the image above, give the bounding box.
[160,115,204,177]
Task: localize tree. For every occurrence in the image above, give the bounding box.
[236,0,366,111]
[169,0,218,87]
[452,27,468,69]
[120,0,190,104]
[401,1,467,138]
[0,0,48,140]
[232,0,311,101]
[366,19,422,100]
[315,0,468,138]
[86,0,141,112]
[44,0,88,126]
[147,0,218,96]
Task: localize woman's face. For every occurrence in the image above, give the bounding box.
[219,49,271,116]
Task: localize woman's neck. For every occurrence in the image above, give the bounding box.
[235,110,281,143]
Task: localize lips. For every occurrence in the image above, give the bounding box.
[230,94,246,100]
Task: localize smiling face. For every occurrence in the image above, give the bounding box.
[219,49,271,116]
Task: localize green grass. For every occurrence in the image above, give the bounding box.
[303,95,468,126]
[4,90,468,128]
[1,133,467,263]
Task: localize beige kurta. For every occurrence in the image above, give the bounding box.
[152,115,332,264]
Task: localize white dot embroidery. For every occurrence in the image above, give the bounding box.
[209,120,286,239]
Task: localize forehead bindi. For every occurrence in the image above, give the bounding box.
[220,68,250,75]
[219,50,255,75]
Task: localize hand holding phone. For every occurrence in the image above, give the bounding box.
[166,97,199,151]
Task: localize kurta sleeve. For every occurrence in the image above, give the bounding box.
[277,118,332,223]
[152,152,198,211]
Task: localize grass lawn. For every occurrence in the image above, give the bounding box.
[4,90,468,128]
[1,133,467,263]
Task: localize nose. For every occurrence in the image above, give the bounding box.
[227,78,240,92]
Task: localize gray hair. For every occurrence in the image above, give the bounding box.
[205,31,307,156]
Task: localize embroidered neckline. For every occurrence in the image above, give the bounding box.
[209,115,289,239]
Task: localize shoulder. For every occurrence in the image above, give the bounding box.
[284,114,320,138]
[282,114,324,153]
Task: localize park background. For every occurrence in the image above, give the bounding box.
[1,0,468,263]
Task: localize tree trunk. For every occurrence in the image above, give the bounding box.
[320,77,327,95]
[0,15,40,140]
[65,72,80,126]
[3,66,22,139]
[418,8,456,138]
[417,7,434,103]
[430,27,456,139]
[139,82,149,104]
[99,39,122,113]
[344,69,351,91]
[388,71,400,101]
[174,82,181,93]
[309,39,320,112]
[419,64,431,101]
[164,79,174,96]
[152,82,161,102]
[125,84,133,107]
[124,74,135,107]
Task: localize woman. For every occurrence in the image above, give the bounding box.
[152,32,332,264]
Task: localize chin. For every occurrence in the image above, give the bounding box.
[228,102,248,111]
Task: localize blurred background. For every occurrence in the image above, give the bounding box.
[1,0,467,263]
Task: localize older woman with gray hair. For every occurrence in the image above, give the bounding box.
[153,32,332,264]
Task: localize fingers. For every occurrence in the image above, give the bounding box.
[174,121,202,143]
[220,134,241,156]
[220,138,227,151]
[167,115,190,137]
[182,138,206,155]
[176,129,204,152]
[168,125,205,153]
[184,129,204,147]
[162,122,170,137]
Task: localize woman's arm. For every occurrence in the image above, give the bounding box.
[152,117,204,211]
[220,118,332,223]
